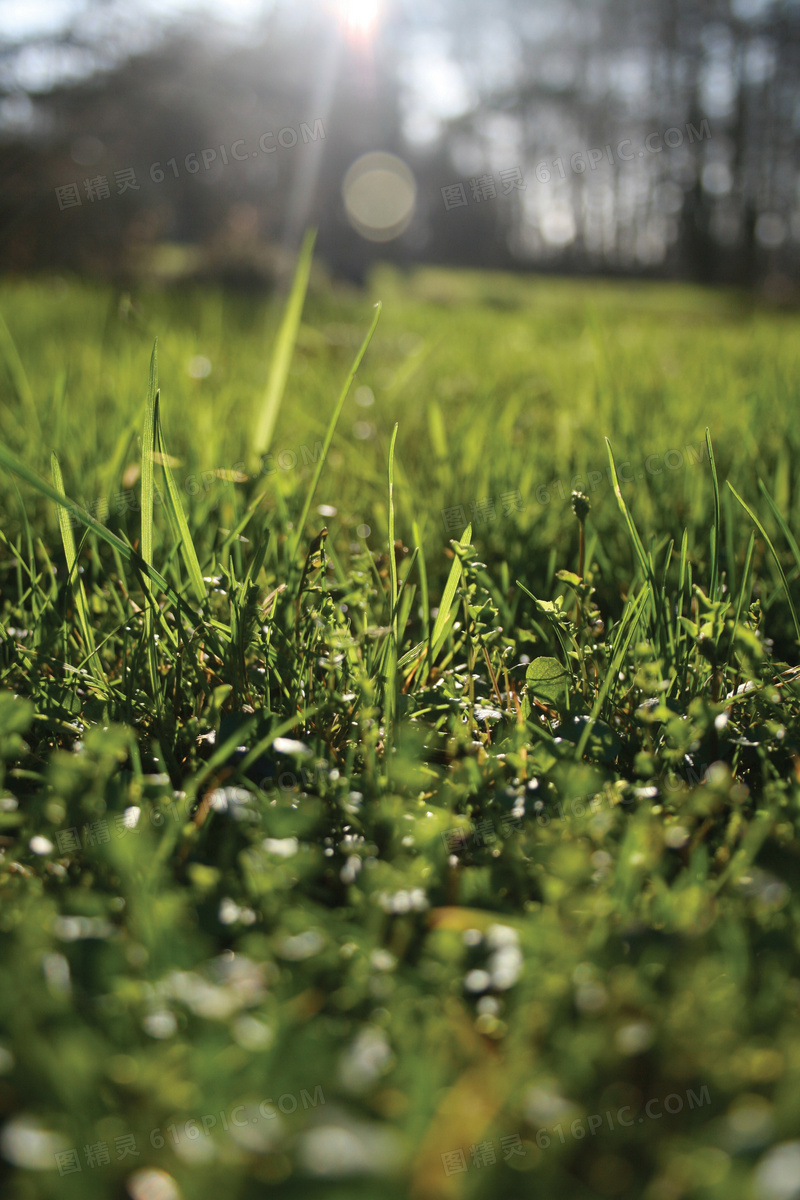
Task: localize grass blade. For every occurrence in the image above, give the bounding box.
[727,529,756,669]
[153,392,206,604]
[50,451,105,687]
[706,428,721,600]
[431,523,472,661]
[758,479,800,578]
[605,437,661,638]
[0,438,207,629]
[605,438,653,588]
[141,342,158,576]
[0,309,41,441]
[412,517,430,654]
[387,423,399,638]
[574,582,650,760]
[288,301,382,564]
[140,343,160,704]
[728,481,800,644]
[255,228,317,456]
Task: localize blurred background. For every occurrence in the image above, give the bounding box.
[1,0,799,294]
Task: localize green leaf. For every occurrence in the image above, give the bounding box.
[555,715,621,763]
[555,570,583,589]
[0,691,34,738]
[525,656,571,708]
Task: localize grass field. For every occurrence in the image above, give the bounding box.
[1,253,800,1200]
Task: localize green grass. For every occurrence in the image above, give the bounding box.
[1,261,800,1200]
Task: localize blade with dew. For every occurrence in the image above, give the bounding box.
[288,301,382,564]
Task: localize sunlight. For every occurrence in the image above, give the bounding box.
[335,0,381,39]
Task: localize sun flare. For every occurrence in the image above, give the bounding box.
[336,0,381,38]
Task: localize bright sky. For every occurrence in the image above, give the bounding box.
[0,0,363,43]
[0,0,475,143]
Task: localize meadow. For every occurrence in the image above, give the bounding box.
[1,247,800,1200]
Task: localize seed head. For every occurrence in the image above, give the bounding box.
[571,490,590,523]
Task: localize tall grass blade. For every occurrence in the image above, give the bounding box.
[383,423,401,742]
[431,524,472,661]
[574,582,650,760]
[727,530,756,668]
[153,393,206,604]
[289,301,382,563]
[605,438,653,587]
[758,479,800,578]
[140,342,158,576]
[255,228,317,456]
[605,437,660,634]
[728,481,800,644]
[50,451,105,687]
[412,518,430,652]
[140,343,160,703]
[0,439,180,601]
[706,428,721,600]
[387,423,399,638]
[0,309,41,441]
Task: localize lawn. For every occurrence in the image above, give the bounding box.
[1,254,800,1200]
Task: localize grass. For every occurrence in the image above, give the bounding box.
[0,258,800,1200]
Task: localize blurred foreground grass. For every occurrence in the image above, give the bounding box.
[1,264,800,1200]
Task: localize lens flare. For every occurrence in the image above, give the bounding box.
[342,152,416,243]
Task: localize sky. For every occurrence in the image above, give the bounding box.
[0,0,479,148]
